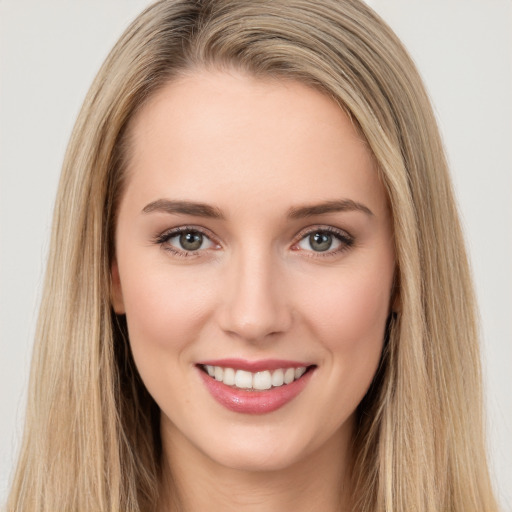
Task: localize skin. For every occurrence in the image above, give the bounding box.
[111,69,395,512]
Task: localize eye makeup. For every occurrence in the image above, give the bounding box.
[152,225,220,258]
[152,223,355,259]
[291,225,354,258]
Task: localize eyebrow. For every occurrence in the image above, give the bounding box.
[287,199,374,218]
[142,199,225,219]
[142,198,373,220]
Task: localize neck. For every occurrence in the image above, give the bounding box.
[158,420,354,512]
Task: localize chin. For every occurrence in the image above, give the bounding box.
[206,442,307,473]
[197,419,347,474]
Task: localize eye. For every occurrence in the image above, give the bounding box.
[295,227,353,255]
[155,227,217,255]
[171,231,210,251]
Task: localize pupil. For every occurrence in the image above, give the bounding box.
[180,231,203,251]
[310,232,332,252]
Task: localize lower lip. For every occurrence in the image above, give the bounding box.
[198,368,314,414]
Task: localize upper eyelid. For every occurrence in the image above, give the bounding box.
[294,224,353,241]
[156,225,218,242]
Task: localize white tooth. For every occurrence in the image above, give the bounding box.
[223,367,236,386]
[214,366,224,381]
[235,369,253,389]
[205,365,215,377]
[284,368,295,384]
[253,371,272,390]
[295,366,306,379]
[271,368,284,387]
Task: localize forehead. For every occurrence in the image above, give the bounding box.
[122,68,387,217]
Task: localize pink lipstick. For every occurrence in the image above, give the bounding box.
[196,359,315,414]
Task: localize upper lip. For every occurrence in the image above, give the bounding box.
[196,358,315,372]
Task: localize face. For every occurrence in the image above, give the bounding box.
[112,69,395,473]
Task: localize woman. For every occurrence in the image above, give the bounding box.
[7,1,499,511]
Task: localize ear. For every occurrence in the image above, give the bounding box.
[111,259,126,314]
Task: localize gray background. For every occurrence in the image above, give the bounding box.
[1,0,511,508]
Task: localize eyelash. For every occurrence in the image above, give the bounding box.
[292,225,354,258]
[153,226,218,258]
[153,225,354,258]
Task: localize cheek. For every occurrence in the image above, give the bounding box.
[305,267,391,342]
[298,256,392,391]
[117,263,220,413]
[296,264,392,432]
[118,260,216,355]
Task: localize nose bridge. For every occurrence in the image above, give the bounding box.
[219,242,291,341]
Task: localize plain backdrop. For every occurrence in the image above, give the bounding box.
[1,0,511,508]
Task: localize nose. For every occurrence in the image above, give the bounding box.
[217,247,293,342]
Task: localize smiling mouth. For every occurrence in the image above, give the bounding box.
[198,364,316,391]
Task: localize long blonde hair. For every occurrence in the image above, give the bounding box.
[7,1,498,510]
